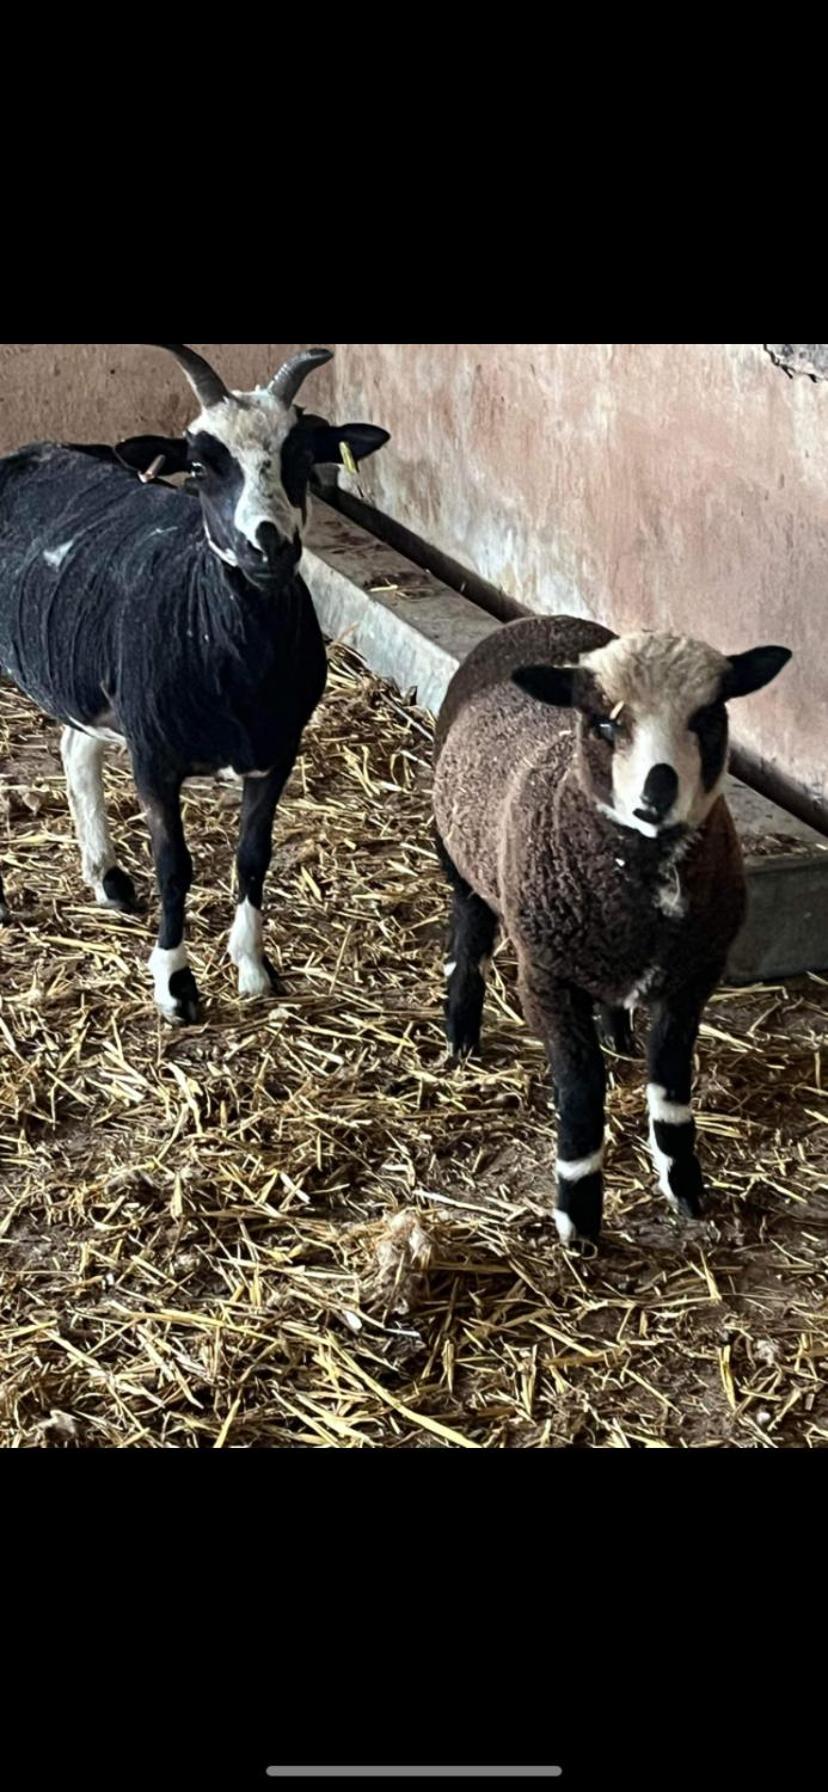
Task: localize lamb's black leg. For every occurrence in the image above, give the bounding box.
[646,986,712,1218]
[520,971,606,1244]
[136,772,199,1024]
[596,1003,635,1055]
[229,755,297,998]
[435,830,498,1057]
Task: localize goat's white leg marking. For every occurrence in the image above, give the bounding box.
[61,726,116,903]
[647,1082,692,1208]
[149,943,190,1021]
[228,898,272,998]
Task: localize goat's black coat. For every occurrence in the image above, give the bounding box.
[0,443,327,777]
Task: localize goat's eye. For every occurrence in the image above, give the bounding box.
[592,717,619,744]
[189,462,206,479]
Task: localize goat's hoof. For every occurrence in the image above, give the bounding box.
[162,968,201,1026]
[237,955,280,999]
[99,867,140,914]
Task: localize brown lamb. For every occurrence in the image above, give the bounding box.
[432,614,791,1244]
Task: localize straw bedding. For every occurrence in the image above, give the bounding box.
[1,644,826,1447]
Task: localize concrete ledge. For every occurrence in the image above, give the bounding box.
[305,504,497,715]
[304,505,828,984]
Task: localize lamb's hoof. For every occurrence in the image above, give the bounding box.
[554,1208,601,1250]
[670,1167,706,1221]
[99,867,140,914]
[445,1021,481,1060]
[162,968,201,1026]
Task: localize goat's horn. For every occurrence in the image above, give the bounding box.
[270,347,333,407]
[149,343,232,410]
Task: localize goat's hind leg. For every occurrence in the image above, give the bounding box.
[435,829,498,1057]
[61,726,137,913]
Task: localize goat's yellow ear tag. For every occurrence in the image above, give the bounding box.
[339,441,358,478]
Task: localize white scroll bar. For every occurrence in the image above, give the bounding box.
[266,1771,563,1780]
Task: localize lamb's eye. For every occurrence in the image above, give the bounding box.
[592,717,619,744]
[189,462,205,479]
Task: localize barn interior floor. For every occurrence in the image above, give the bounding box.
[1,645,826,1447]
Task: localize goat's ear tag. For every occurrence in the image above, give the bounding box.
[139,455,166,486]
[339,441,358,477]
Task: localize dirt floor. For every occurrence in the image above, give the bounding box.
[1,645,827,1447]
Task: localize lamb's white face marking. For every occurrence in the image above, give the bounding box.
[228,898,272,999]
[44,541,73,569]
[149,943,190,1021]
[582,633,728,837]
[61,726,117,900]
[190,390,306,560]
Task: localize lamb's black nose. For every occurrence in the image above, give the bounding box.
[637,762,678,821]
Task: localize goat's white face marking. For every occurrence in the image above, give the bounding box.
[582,633,728,836]
[190,390,305,563]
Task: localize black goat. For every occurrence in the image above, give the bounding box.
[0,343,389,1021]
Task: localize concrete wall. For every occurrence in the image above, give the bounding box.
[315,344,828,826]
[0,343,296,447]
[2,343,825,821]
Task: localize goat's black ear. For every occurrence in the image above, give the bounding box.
[512,665,579,707]
[307,423,390,467]
[114,435,189,478]
[721,646,792,700]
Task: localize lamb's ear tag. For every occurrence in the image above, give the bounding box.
[139,455,165,486]
[339,441,358,478]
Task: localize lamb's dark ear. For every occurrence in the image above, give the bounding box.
[114,435,189,478]
[512,665,579,707]
[721,646,792,700]
[307,423,390,467]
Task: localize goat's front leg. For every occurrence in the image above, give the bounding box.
[520,970,606,1244]
[136,773,199,1024]
[229,758,296,998]
[646,986,712,1218]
